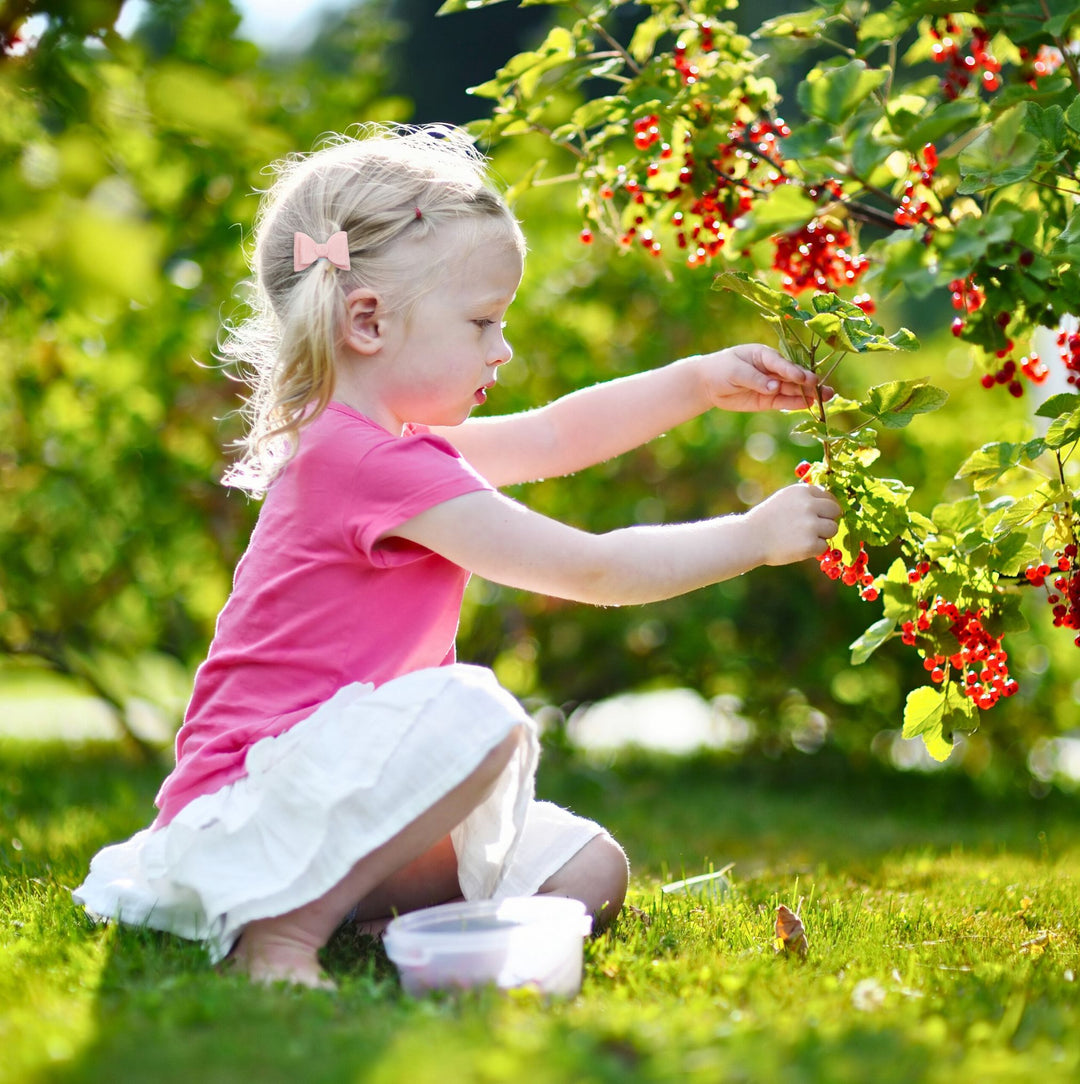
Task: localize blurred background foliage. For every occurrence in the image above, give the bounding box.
[1,0,1076,783]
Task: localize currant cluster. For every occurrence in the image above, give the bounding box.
[597,110,794,268]
[905,599,1018,709]
[978,354,1049,397]
[949,275,984,338]
[1026,544,1080,645]
[1019,44,1065,87]
[729,117,790,168]
[928,19,1002,99]
[894,144,938,228]
[1053,329,1080,387]
[671,21,716,86]
[772,219,869,293]
[818,543,878,601]
[633,114,662,151]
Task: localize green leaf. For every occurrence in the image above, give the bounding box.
[857,9,912,49]
[777,118,836,160]
[628,13,668,64]
[941,206,1024,264]
[1022,101,1068,161]
[850,617,895,665]
[902,684,975,761]
[798,60,889,125]
[989,533,1042,577]
[866,235,938,298]
[862,381,948,428]
[852,474,913,546]
[1035,392,1080,419]
[1044,405,1080,450]
[931,496,983,537]
[985,494,1049,540]
[437,0,513,12]
[503,157,547,206]
[756,7,831,39]
[730,185,817,247]
[712,271,809,322]
[955,440,1042,489]
[851,131,895,179]
[957,108,1041,194]
[1066,95,1080,134]
[468,25,575,100]
[904,97,983,150]
[569,96,627,131]
[881,557,915,621]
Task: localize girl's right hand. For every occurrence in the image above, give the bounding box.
[744,483,842,566]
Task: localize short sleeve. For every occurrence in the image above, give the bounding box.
[347,431,493,560]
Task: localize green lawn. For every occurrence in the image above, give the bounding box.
[2,737,1078,1083]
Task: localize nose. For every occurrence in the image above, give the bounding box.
[489,331,512,367]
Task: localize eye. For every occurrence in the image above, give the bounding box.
[473,318,496,330]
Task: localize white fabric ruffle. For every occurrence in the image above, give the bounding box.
[73,664,599,963]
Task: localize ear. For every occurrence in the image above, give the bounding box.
[342,288,385,356]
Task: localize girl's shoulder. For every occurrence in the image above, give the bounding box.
[297,404,474,487]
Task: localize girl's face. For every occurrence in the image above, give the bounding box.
[347,219,524,434]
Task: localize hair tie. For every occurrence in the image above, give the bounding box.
[414,207,423,221]
[293,231,350,273]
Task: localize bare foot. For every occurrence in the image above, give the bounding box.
[229,934,336,991]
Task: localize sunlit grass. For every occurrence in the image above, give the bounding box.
[2,738,1078,1083]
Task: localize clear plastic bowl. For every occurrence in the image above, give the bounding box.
[383,896,593,997]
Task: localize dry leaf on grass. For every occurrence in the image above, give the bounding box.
[775,903,809,958]
[1019,930,1058,955]
[625,904,653,928]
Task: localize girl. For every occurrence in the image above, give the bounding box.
[74,125,840,989]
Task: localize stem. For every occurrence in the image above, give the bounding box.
[1040,0,1080,92]
[710,166,773,199]
[818,350,848,388]
[807,339,836,472]
[532,171,581,186]
[577,7,642,77]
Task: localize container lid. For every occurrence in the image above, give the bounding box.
[384,895,591,952]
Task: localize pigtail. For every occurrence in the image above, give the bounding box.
[222,259,340,494]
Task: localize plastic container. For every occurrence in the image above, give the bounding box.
[383,896,593,997]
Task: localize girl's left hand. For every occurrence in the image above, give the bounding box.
[693,344,833,412]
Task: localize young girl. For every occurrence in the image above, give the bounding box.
[74,125,840,989]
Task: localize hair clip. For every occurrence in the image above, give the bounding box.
[414,207,423,221]
[294,231,350,273]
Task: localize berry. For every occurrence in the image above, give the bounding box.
[819,542,877,601]
[794,461,812,479]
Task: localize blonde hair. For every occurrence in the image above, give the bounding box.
[220,124,525,496]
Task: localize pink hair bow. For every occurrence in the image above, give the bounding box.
[293,230,350,272]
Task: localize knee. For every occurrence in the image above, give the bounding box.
[588,833,629,930]
[544,831,628,932]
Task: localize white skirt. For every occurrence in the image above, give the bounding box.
[73,664,603,963]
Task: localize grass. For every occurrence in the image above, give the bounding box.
[2,736,1079,1083]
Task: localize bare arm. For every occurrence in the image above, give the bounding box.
[432,346,826,488]
[387,483,841,607]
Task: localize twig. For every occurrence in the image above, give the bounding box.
[1040,0,1080,91]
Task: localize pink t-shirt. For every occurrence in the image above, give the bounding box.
[153,403,493,826]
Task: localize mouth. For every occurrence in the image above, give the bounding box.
[474,380,496,405]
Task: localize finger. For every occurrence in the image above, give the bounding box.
[752,346,818,384]
[769,395,818,412]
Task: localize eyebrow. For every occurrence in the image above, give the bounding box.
[472,292,516,309]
